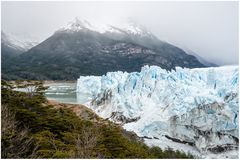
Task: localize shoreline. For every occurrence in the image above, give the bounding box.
[9,80,77,84]
[44,80,77,84]
[47,99,96,118]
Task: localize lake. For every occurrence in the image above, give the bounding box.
[44,82,91,104]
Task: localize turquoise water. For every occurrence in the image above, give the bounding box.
[45,82,91,104]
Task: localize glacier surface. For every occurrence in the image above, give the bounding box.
[76,65,239,158]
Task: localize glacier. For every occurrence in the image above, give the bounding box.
[76,65,239,158]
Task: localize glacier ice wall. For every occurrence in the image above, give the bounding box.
[76,65,239,157]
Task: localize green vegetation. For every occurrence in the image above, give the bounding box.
[1,80,194,158]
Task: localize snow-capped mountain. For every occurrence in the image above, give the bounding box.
[1,31,40,80]
[1,31,39,52]
[3,17,205,80]
[58,17,155,38]
[58,17,166,51]
[76,65,239,158]
[57,18,214,70]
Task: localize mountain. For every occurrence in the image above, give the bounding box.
[1,31,39,56]
[1,31,40,79]
[182,47,218,67]
[2,18,205,80]
[76,65,239,158]
[2,32,24,59]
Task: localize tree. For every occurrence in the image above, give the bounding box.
[1,104,35,158]
[74,124,98,158]
[15,80,49,100]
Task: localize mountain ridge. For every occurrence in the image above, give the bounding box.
[2,18,206,80]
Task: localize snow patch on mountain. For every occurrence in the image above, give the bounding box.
[2,31,39,51]
[76,65,239,158]
[58,17,154,38]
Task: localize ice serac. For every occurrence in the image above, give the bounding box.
[76,65,239,158]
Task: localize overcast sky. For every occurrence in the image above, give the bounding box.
[1,1,238,65]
